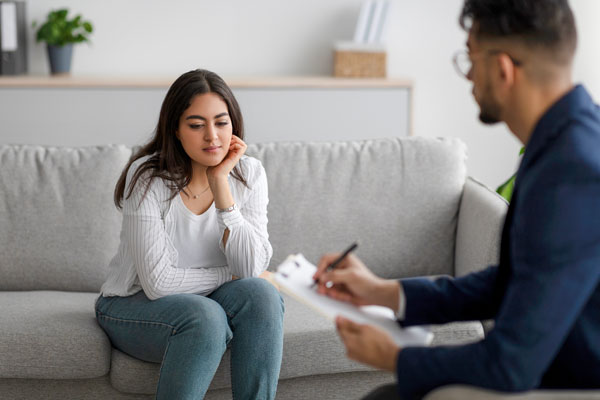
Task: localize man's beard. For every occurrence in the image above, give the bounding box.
[479,106,501,124]
[477,83,502,124]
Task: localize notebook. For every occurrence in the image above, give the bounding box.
[274,254,434,347]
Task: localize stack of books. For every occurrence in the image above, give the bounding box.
[353,0,391,45]
[334,0,392,78]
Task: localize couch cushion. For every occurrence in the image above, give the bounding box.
[247,137,467,279]
[109,292,484,394]
[0,291,110,379]
[0,145,132,291]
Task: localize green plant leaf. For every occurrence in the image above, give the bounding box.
[33,8,93,45]
[56,9,68,20]
[497,173,516,202]
[496,146,526,202]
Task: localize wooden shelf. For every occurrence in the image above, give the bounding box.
[0,75,412,89]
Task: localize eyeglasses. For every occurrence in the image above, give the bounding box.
[452,49,523,79]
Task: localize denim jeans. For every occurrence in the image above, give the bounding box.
[95,277,284,400]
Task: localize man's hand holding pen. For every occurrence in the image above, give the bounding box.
[313,252,401,312]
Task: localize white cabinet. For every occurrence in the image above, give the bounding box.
[0,77,411,146]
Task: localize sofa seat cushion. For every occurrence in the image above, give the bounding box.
[0,291,110,379]
[109,292,485,394]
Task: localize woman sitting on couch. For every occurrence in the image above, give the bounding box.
[95,69,284,399]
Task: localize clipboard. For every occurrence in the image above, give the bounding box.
[274,254,434,347]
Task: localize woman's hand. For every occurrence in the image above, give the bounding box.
[208,135,246,212]
[231,271,279,290]
[207,135,247,184]
[259,270,280,291]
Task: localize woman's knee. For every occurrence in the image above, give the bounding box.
[168,294,231,343]
[238,278,285,320]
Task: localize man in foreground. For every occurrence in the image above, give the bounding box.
[314,1,600,398]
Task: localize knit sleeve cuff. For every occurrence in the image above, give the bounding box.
[217,208,244,231]
[216,266,232,287]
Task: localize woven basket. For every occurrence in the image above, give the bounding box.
[334,50,387,78]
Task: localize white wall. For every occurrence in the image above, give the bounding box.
[21,0,600,189]
[571,0,600,100]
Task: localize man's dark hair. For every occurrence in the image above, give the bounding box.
[459,0,577,62]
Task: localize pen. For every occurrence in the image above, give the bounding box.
[312,242,358,289]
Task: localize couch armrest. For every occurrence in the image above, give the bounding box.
[454,177,508,278]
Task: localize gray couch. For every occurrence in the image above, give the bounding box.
[1,137,590,400]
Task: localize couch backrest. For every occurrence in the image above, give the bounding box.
[0,137,467,292]
[0,145,131,292]
[248,137,467,279]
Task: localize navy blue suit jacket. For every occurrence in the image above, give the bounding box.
[395,85,600,399]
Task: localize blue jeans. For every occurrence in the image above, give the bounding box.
[95,277,284,400]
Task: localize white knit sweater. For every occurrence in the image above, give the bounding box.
[100,155,273,300]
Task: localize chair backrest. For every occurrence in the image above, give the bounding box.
[0,145,132,292]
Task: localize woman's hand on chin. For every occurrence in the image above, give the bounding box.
[207,135,247,183]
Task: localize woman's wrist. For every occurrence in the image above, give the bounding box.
[207,173,228,189]
[209,175,234,210]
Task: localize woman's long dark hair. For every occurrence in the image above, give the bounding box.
[114,69,246,209]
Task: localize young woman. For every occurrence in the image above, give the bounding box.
[95,69,284,399]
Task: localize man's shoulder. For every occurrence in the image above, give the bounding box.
[528,102,600,181]
[554,109,600,177]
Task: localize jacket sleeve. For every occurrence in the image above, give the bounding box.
[394,179,600,399]
[123,166,231,300]
[399,265,502,326]
[217,160,273,278]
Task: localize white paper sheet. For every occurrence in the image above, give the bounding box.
[275,254,433,347]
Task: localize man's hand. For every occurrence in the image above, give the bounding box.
[313,253,400,311]
[336,316,400,372]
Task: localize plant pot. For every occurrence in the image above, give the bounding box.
[47,44,73,75]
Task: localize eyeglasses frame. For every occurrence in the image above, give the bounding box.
[452,48,523,79]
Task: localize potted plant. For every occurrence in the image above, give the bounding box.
[32,9,93,75]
